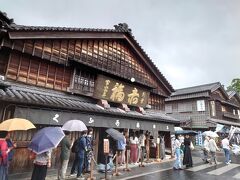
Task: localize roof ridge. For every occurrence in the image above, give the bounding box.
[175,82,220,91]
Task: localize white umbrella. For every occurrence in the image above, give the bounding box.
[202,131,219,138]
[62,120,87,132]
[174,127,183,131]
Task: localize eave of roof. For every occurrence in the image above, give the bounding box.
[165,91,209,101]
[227,90,240,103]
[168,82,230,101]
[0,81,179,124]
[171,82,220,97]
[207,118,240,127]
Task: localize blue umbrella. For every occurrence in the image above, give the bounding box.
[28,127,65,154]
[106,128,125,141]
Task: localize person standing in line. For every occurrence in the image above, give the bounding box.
[70,137,80,177]
[76,131,87,180]
[116,133,126,166]
[202,136,210,163]
[208,137,220,165]
[5,132,17,172]
[58,131,72,180]
[130,132,139,164]
[183,135,193,168]
[31,150,52,180]
[173,135,183,170]
[222,135,231,165]
[120,132,127,165]
[138,131,146,166]
[85,128,93,173]
[0,131,8,180]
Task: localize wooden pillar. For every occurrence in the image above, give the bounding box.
[123,129,130,171]
[170,132,175,159]
[87,156,96,180]
[155,138,161,162]
[94,128,99,162]
[146,136,149,162]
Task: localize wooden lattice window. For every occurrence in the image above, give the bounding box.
[148,94,165,110]
[6,52,72,91]
[73,68,95,94]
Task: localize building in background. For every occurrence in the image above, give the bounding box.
[0,11,179,173]
[165,82,240,133]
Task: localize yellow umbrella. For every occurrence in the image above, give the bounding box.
[0,118,36,131]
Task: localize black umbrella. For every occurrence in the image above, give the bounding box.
[105,128,125,141]
[175,130,198,135]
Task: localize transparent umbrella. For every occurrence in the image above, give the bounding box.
[62,120,87,132]
[202,131,219,138]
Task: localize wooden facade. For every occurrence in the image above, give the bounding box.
[0,13,178,173]
[165,83,240,130]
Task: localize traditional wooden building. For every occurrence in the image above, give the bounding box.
[165,82,240,131]
[0,12,179,173]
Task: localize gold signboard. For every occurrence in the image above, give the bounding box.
[94,75,150,107]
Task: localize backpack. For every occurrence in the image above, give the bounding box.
[71,139,80,153]
[86,136,92,151]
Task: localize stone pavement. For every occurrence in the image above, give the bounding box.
[8,148,224,180]
[9,157,175,180]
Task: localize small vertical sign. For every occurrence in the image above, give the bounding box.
[195,131,203,146]
[103,139,109,154]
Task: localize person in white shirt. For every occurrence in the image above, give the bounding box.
[208,137,220,165]
[222,135,231,164]
[203,136,210,163]
[173,136,183,170]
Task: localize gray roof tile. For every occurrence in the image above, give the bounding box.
[0,81,179,124]
[171,82,220,96]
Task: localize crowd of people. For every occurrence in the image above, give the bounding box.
[0,128,168,180]
[173,133,233,171]
[173,134,193,170]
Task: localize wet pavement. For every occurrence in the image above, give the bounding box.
[9,149,240,180]
[114,150,240,180]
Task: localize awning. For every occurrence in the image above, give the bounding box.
[14,107,174,132]
[207,118,240,128]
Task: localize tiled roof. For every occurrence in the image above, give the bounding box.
[227,90,240,102]
[171,82,220,96]
[4,21,174,93]
[9,24,124,33]
[221,100,240,108]
[0,81,179,124]
[165,91,209,101]
[207,118,240,127]
[227,90,236,98]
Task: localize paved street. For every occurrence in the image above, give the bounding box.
[114,151,240,180]
[9,149,240,180]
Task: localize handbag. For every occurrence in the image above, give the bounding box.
[190,142,194,150]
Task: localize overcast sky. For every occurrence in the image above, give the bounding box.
[1,0,239,89]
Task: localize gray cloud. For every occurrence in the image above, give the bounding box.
[1,0,239,89]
